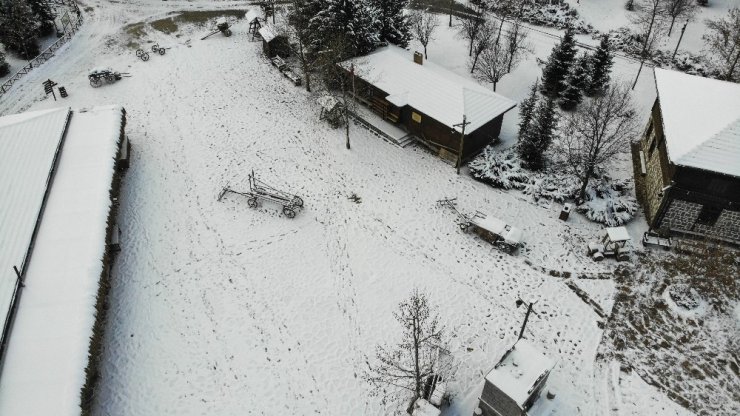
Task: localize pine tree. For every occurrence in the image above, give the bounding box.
[0,50,10,77]
[370,0,410,47]
[309,0,380,56]
[559,53,590,111]
[517,80,539,139]
[0,0,40,59]
[586,34,613,96]
[519,98,557,171]
[541,27,577,98]
[27,0,56,36]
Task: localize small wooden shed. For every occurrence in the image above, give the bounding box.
[258,25,290,58]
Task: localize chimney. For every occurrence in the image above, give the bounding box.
[413,51,423,65]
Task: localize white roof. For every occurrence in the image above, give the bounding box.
[654,68,740,177]
[246,9,260,23]
[340,46,516,133]
[411,399,441,416]
[258,25,276,43]
[0,107,70,344]
[606,226,630,242]
[485,339,554,407]
[0,105,124,416]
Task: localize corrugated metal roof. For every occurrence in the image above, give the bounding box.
[654,68,740,177]
[340,46,517,134]
[0,107,70,338]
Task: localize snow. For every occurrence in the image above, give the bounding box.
[0,106,124,416]
[0,1,735,415]
[606,227,630,243]
[412,398,441,416]
[484,338,554,408]
[340,45,517,134]
[245,9,260,24]
[0,107,70,344]
[653,68,740,177]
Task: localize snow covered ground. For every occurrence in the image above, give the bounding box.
[0,1,736,415]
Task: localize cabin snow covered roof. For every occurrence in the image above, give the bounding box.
[485,339,554,408]
[340,46,516,134]
[0,105,125,416]
[653,68,740,177]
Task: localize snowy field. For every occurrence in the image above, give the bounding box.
[0,1,737,415]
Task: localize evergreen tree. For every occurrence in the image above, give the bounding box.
[27,0,56,36]
[541,27,577,98]
[586,34,613,96]
[517,79,539,139]
[0,0,40,59]
[370,0,410,47]
[309,0,380,56]
[0,50,10,77]
[559,53,590,111]
[519,98,557,171]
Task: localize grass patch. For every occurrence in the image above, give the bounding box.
[124,22,147,39]
[173,9,246,26]
[150,17,179,34]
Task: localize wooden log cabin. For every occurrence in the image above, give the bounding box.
[339,46,516,163]
[631,68,740,246]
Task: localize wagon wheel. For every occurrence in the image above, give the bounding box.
[105,74,116,83]
[224,29,232,37]
[140,52,150,61]
[283,206,296,218]
[247,197,258,208]
[89,77,102,87]
[136,49,144,57]
[151,44,159,53]
[458,222,470,232]
[158,47,166,55]
[292,196,304,207]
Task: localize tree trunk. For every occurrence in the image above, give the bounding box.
[413,317,421,401]
[632,58,645,90]
[668,15,676,37]
[727,49,740,81]
[468,38,473,57]
[424,44,428,59]
[449,0,453,27]
[493,80,498,91]
[470,51,480,73]
[578,166,594,202]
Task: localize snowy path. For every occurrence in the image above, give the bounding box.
[0,2,708,415]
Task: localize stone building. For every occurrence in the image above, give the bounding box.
[474,339,554,416]
[632,68,740,245]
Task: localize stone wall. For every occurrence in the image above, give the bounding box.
[660,198,740,243]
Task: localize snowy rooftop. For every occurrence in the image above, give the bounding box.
[653,68,740,177]
[340,46,517,134]
[485,339,554,407]
[606,227,630,242]
[258,25,276,43]
[0,106,124,416]
[0,107,71,348]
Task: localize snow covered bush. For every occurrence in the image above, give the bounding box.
[469,147,530,190]
[470,147,638,226]
[667,284,702,311]
[517,2,595,35]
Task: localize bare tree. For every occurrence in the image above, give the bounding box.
[409,8,439,59]
[459,0,489,56]
[473,29,528,91]
[365,290,448,407]
[286,2,314,92]
[316,35,357,149]
[559,83,639,202]
[469,18,495,73]
[703,7,740,82]
[506,19,530,73]
[630,0,668,89]
[661,0,697,36]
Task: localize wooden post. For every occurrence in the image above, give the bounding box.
[455,115,469,175]
[518,300,535,341]
[672,20,689,60]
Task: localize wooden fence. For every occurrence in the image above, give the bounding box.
[0,4,83,98]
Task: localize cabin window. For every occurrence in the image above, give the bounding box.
[648,133,658,157]
[412,112,422,123]
[696,205,722,226]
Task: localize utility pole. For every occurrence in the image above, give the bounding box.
[454,116,470,175]
[516,298,537,341]
[672,20,689,60]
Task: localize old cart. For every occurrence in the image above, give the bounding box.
[218,170,303,218]
[438,198,523,254]
[201,17,234,40]
[88,68,126,87]
[588,227,632,261]
[642,230,672,250]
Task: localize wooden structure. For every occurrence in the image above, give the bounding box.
[258,26,290,58]
[246,9,262,36]
[632,69,740,245]
[338,46,516,163]
[474,339,554,416]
